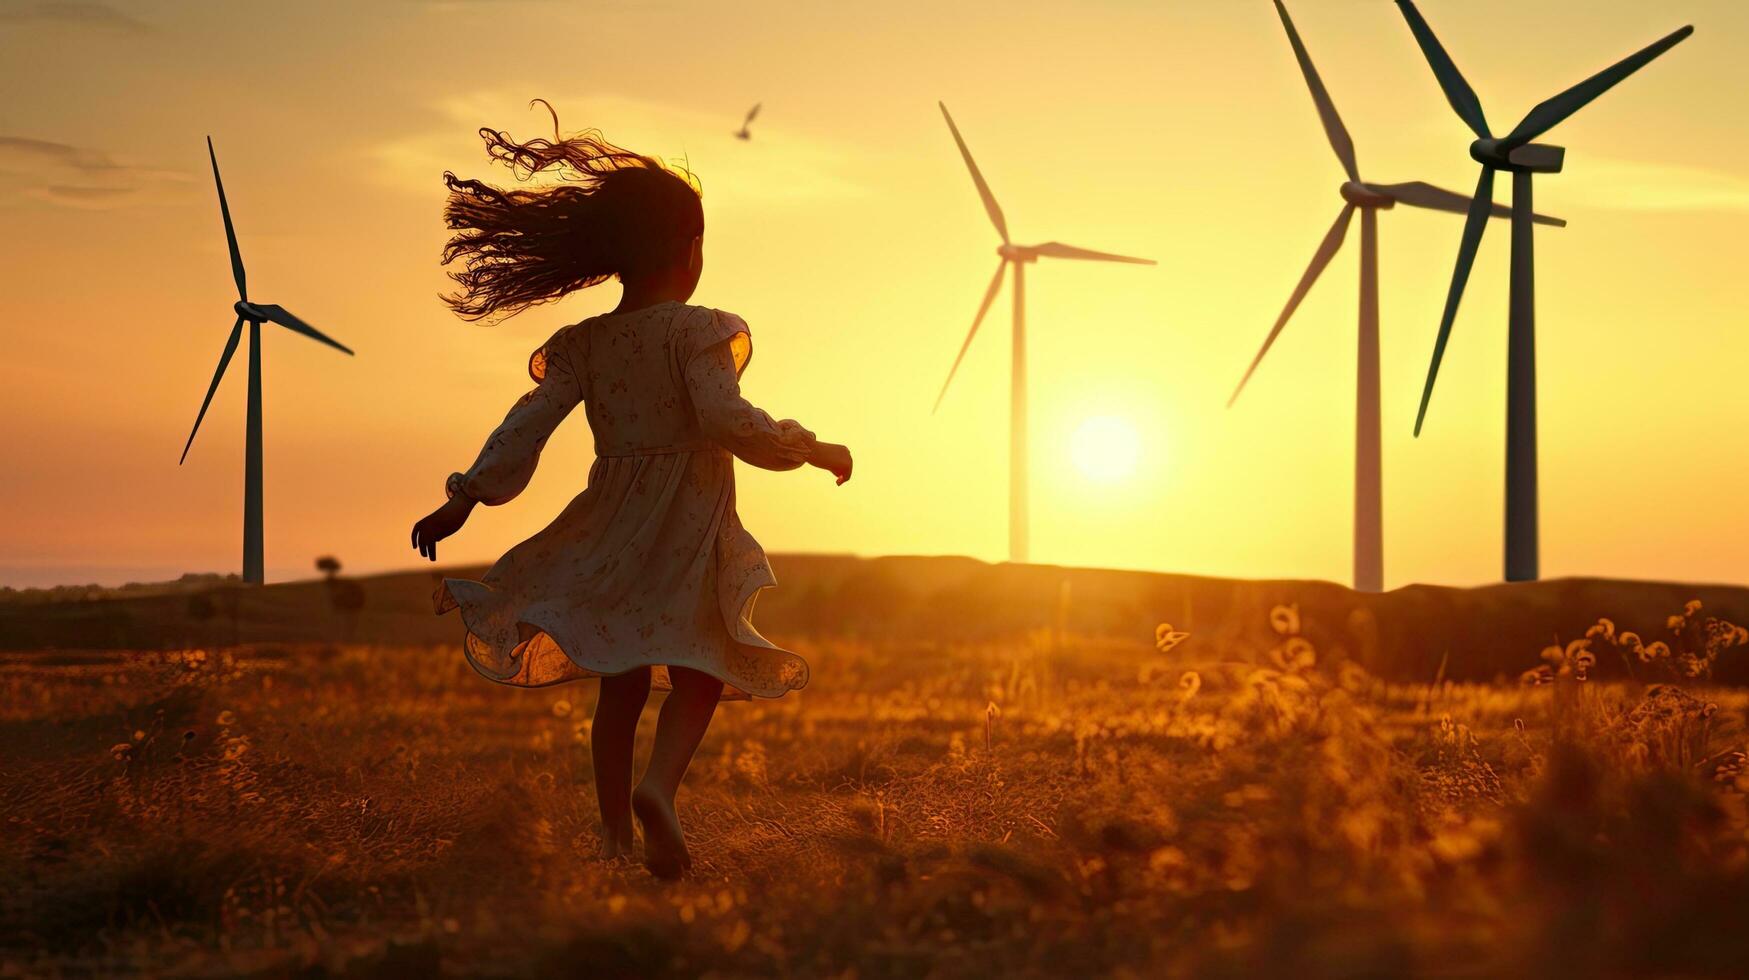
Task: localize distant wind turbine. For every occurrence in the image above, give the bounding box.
[734,103,760,141]
[933,102,1155,564]
[1396,0,1693,582]
[1229,0,1563,593]
[180,137,354,585]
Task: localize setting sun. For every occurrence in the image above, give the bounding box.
[1069,415,1141,484]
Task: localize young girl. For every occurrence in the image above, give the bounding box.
[409,116,852,879]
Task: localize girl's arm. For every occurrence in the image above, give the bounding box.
[411,335,584,561]
[685,332,848,480]
[448,370,582,506]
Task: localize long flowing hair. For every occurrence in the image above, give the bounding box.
[440,102,703,322]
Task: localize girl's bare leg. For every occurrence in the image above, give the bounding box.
[592,667,651,859]
[633,666,723,878]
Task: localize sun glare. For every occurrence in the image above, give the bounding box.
[1070,415,1141,484]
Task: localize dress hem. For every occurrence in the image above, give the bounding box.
[433,568,809,702]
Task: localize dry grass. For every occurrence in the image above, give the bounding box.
[4,616,1749,978]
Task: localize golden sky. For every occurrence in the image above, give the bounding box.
[3,0,1747,589]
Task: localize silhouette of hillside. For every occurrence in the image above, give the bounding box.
[5,554,1748,684]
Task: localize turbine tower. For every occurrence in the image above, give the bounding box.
[933,102,1155,563]
[1396,0,1692,582]
[1230,0,1563,593]
[180,137,354,585]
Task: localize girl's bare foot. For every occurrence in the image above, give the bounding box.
[632,783,691,879]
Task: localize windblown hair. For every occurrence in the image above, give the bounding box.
[440,104,704,322]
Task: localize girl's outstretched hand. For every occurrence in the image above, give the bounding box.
[809,442,853,485]
[411,495,476,562]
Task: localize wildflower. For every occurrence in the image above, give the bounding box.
[1521,666,1554,686]
[1154,623,1188,653]
[1269,603,1301,637]
[1178,671,1201,702]
[1269,637,1316,673]
[1571,647,1596,680]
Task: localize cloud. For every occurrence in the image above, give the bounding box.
[0,2,150,33]
[0,136,130,172]
[0,136,191,209]
[368,92,866,209]
[1560,157,1749,214]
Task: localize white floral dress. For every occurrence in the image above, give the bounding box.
[434,302,815,700]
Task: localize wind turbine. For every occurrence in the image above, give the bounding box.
[1396,0,1692,582]
[1229,0,1564,593]
[180,137,354,585]
[932,102,1155,564]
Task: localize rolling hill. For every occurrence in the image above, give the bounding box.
[4,554,1748,684]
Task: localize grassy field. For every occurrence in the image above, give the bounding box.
[5,595,1749,979]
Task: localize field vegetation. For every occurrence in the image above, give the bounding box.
[5,598,1749,977]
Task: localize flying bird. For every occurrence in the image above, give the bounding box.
[734,103,761,141]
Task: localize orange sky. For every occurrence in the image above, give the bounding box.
[3,0,1747,589]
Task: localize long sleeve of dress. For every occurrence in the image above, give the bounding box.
[452,329,583,505]
[684,330,817,472]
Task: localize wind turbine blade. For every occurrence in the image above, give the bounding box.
[180,317,244,464]
[1369,180,1566,226]
[1273,0,1359,180]
[938,102,1010,244]
[1394,0,1491,139]
[1228,205,1354,407]
[206,137,247,300]
[745,102,761,126]
[257,304,355,355]
[1504,25,1694,147]
[933,260,1008,413]
[1031,242,1155,265]
[1413,167,1494,436]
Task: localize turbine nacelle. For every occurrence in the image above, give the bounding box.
[1469,138,1566,173]
[1339,181,1396,209]
[996,243,1038,263]
[235,300,271,321]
